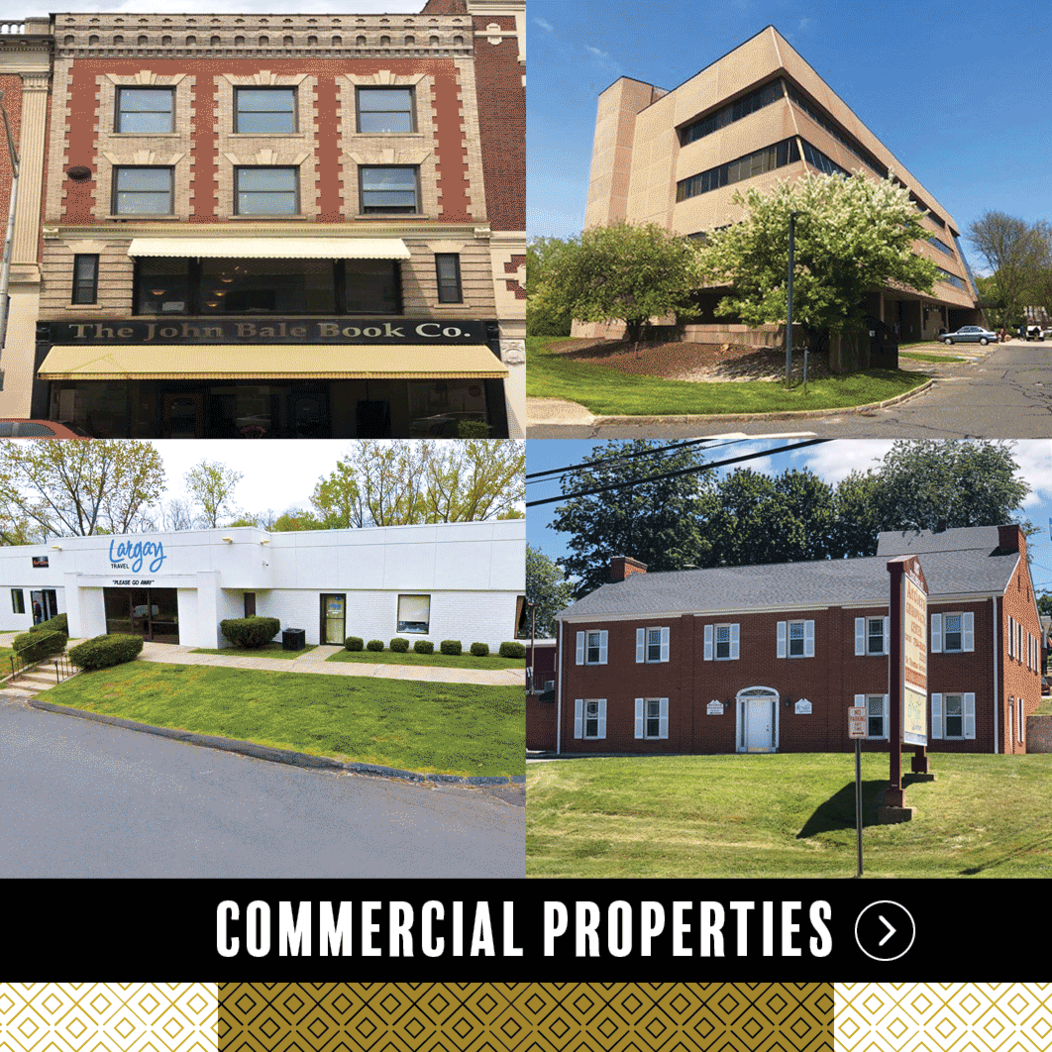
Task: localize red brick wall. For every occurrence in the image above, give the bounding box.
[560,597,1009,755]
[61,58,473,224]
[470,16,524,232]
[526,696,557,751]
[1001,553,1043,753]
[0,75,23,233]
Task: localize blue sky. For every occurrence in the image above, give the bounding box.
[526,440,1052,598]
[528,0,1052,268]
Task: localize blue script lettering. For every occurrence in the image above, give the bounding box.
[109,538,166,574]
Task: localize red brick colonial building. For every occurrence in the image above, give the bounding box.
[540,525,1041,756]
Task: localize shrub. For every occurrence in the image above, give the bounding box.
[219,616,280,649]
[30,612,68,636]
[390,637,410,653]
[440,639,462,655]
[14,629,68,664]
[344,636,364,651]
[470,642,490,657]
[366,639,385,652]
[68,633,143,671]
[413,640,434,655]
[499,641,527,659]
[457,420,490,438]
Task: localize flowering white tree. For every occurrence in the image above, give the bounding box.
[696,173,940,360]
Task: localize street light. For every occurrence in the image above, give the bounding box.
[785,210,802,388]
[0,90,20,358]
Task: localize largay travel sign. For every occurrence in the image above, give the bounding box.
[46,318,489,345]
[109,538,167,574]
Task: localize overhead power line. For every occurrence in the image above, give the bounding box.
[525,438,738,482]
[525,439,830,508]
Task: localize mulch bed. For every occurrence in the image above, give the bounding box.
[548,339,831,382]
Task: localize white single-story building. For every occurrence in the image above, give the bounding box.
[0,519,526,650]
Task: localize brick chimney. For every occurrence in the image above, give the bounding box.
[998,523,1026,557]
[610,556,648,582]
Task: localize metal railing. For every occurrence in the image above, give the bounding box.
[5,629,76,685]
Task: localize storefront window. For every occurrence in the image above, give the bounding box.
[201,258,334,313]
[407,380,488,437]
[344,260,400,314]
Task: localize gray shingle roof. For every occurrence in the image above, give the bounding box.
[876,525,1005,556]
[560,547,1019,620]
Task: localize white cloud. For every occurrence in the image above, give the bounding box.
[534,17,553,32]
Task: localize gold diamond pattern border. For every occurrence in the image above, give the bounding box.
[216,983,834,1052]
[0,984,218,1052]
[834,984,1052,1052]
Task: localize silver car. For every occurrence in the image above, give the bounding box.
[940,325,997,345]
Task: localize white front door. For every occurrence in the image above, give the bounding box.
[737,688,778,752]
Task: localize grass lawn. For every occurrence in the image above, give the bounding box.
[327,648,525,670]
[1035,696,1052,715]
[527,753,1052,878]
[0,647,15,672]
[191,643,319,660]
[41,661,523,777]
[527,336,927,416]
[899,351,967,364]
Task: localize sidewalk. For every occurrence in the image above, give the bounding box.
[0,633,523,688]
[139,642,526,686]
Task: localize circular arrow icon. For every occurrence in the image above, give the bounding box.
[854,900,916,961]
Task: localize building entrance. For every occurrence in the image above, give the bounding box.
[104,587,180,643]
[31,589,59,624]
[737,688,778,752]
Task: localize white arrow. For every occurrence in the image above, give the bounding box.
[878,915,896,946]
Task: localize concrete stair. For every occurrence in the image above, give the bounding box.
[4,659,78,694]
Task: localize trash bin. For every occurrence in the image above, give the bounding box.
[282,628,306,652]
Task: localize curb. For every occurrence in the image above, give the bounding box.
[527,379,935,429]
[27,698,525,788]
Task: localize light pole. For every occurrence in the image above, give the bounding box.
[0,90,20,356]
[527,600,536,694]
[785,210,802,388]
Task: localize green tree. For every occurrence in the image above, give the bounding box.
[526,236,573,336]
[0,440,164,538]
[706,468,837,567]
[525,544,574,637]
[269,509,325,532]
[551,440,716,597]
[537,221,704,347]
[697,172,939,359]
[967,211,1042,326]
[834,440,1031,555]
[308,440,524,528]
[184,460,244,528]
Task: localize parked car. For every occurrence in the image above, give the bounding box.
[1026,325,1044,341]
[940,325,997,345]
[0,420,90,439]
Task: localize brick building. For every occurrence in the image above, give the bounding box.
[574,26,982,354]
[0,1,524,438]
[540,525,1042,756]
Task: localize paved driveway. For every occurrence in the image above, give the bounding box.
[527,340,1052,439]
[0,697,523,878]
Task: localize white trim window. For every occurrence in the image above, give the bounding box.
[575,629,608,665]
[634,697,669,739]
[704,622,740,661]
[931,611,974,653]
[777,619,814,658]
[855,693,889,739]
[574,698,607,739]
[931,692,975,740]
[855,616,889,656]
[636,626,670,663]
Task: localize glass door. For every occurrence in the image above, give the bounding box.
[320,594,346,645]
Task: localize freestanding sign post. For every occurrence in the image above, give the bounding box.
[881,554,931,823]
[847,705,866,875]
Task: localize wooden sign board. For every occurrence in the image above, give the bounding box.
[848,705,867,739]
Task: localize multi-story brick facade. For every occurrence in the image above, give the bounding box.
[0,2,524,438]
[543,525,1041,756]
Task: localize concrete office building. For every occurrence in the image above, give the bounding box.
[575,26,981,346]
[0,1,525,438]
[0,519,526,650]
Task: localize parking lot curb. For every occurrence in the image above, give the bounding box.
[28,698,523,786]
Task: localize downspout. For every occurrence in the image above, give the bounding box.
[556,618,563,754]
[992,595,999,755]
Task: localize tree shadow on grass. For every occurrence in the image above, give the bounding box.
[797,779,887,838]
